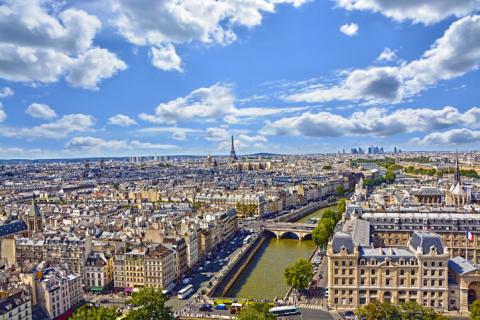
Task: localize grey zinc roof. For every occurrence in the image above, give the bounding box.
[359,246,415,262]
[409,230,444,254]
[332,232,354,254]
[448,256,480,275]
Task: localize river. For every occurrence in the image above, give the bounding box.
[225,205,336,299]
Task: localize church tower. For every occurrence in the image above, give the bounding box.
[26,194,43,237]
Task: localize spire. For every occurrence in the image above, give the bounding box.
[230,135,238,160]
[454,149,461,184]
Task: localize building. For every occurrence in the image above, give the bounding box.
[114,244,176,294]
[85,252,114,293]
[24,197,43,237]
[327,230,449,311]
[0,288,32,320]
[34,266,82,319]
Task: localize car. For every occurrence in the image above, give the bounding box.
[199,304,213,312]
[206,273,213,278]
[100,299,109,304]
[314,257,321,264]
[182,277,191,285]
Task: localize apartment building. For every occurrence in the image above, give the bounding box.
[85,252,114,293]
[0,288,32,320]
[114,244,175,294]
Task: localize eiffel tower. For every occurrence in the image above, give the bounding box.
[230,135,238,160]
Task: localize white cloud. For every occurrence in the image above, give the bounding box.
[340,23,358,36]
[110,0,308,70]
[206,127,229,141]
[137,127,201,141]
[25,103,57,119]
[66,136,178,152]
[286,15,480,104]
[411,128,480,145]
[108,114,137,127]
[0,87,13,98]
[334,0,479,24]
[0,103,5,122]
[0,0,126,88]
[140,83,306,124]
[261,106,480,138]
[150,44,182,72]
[1,114,95,139]
[66,48,127,90]
[376,48,397,62]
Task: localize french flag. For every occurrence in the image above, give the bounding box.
[467,230,475,241]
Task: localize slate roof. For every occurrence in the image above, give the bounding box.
[410,230,444,254]
[0,220,27,237]
[332,232,354,254]
[448,256,480,275]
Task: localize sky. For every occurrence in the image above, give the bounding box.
[1,0,480,159]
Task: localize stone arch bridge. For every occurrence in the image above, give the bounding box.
[262,222,316,240]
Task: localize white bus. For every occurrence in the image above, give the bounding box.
[177,284,194,299]
[243,235,252,244]
[269,306,298,316]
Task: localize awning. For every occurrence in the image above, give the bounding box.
[91,287,103,292]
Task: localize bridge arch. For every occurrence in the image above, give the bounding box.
[262,229,279,239]
[301,233,313,241]
[278,231,302,240]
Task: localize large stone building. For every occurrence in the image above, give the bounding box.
[327,230,450,311]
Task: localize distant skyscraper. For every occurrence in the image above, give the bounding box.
[230,135,238,160]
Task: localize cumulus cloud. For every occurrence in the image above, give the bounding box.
[340,23,359,36]
[66,136,178,152]
[334,0,479,24]
[411,128,480,145]
[0,87,13,98]
[1,114,95,139]
[0,0,126,88]
[261,106,480,138]
[108,114,137,127]
[66,48,127,90]
[110,0,308,70]
[140,83,306,124]
[286,15,480,104]
[376,48,397,62]
[25,103,57,119]
[150,44,182,72]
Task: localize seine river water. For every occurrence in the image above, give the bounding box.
[226,205,335,299]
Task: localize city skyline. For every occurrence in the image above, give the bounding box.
[1,0,480,159]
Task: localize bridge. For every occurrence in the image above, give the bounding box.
[262,222,316,240]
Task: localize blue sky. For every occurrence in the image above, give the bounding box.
[1,0,480,158]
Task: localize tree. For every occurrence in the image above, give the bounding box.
[126,287,174,320]
[312,223,330,247]
[356,301,399,320]
[470,300,480,320]
[284,258,313,291]
[237,303,275,320]
[71,306,118,320]
[385,170,396,183]
[337,198,346,216]
[356,301,447,320]
[321,217,336,234]
[322,209,337,221]
[336,185,345,196]
[236,202,258,217]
